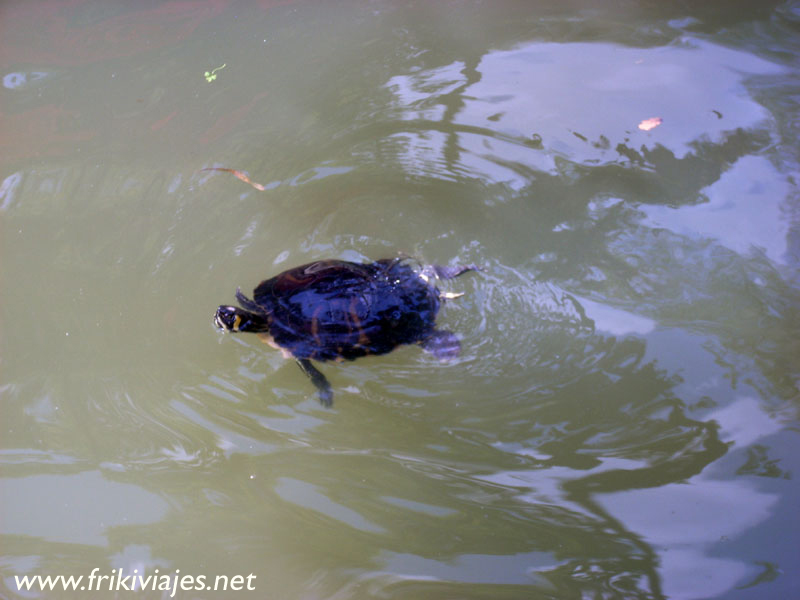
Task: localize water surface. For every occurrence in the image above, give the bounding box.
[2,1,799,598]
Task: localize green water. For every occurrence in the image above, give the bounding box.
[2,1,799,598]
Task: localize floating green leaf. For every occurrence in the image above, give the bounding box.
[204,64,226,83]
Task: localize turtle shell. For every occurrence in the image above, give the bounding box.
[249,259,441,362]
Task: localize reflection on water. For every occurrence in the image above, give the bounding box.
[1,471,169,546]
[381,40,784,188]
[642,155,791,264]
[597,397,784,599]
[2,1,799,599]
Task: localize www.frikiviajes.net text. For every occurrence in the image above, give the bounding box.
[14,569,256,597]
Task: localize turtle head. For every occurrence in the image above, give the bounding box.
[214,305,270,333]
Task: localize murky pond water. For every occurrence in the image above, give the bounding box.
[2,1,799,598]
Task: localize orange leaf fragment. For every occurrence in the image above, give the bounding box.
[202,167,266,191]
[638,117,663,131]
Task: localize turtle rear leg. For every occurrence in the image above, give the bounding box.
[296,359,333,407]
[424,264,482,280]
[423,264,481,298]
[421,330,461,361]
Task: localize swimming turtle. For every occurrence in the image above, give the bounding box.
[214,257,479,406]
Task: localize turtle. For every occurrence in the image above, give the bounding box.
[214,257,479,406]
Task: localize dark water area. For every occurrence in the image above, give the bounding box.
[1,1,799,598]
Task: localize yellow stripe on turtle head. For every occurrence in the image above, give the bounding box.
[233,314,242,331]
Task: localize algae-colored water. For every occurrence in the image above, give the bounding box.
[2,1,799,598]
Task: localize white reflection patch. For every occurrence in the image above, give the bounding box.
[0,172,23,211]
[573,295,656,336]
[642,156,790,264]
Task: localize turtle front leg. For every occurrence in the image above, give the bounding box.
[296,359,333,407]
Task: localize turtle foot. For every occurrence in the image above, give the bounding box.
[422,330,461,361]
[426,264,483,280]
[296,359,334,407]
